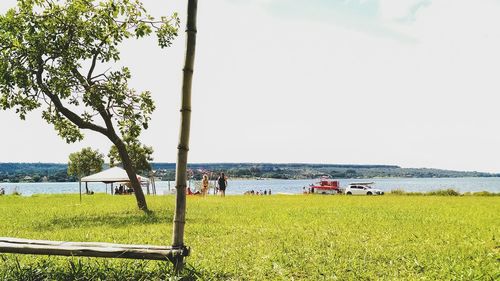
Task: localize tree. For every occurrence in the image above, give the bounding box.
[68,147,104,193]
[108,140,153,175]
[172,0,197,272]
[0,0,179,210]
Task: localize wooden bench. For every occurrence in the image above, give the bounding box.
[0,237,189,261]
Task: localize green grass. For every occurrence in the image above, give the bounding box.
[0,194,499,280]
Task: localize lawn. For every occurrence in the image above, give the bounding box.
[0,194,498,280]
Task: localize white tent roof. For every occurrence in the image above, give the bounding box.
[81,167,148,183]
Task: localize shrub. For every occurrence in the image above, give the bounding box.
[390,189,406,195]
[427,189,460,196]
[406,191,424,196]
[390,189,424,196]
[391,189,464,196]
[471,191,500,196]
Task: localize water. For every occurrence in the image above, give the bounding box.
[1,177,499,196]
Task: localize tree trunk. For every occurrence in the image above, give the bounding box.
[172,0,198,272]
[114,139,148,211]
[36,51,148,211]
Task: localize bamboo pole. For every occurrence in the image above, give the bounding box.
[171,0,198,272]
[0,237,188,261]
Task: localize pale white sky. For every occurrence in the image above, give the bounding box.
[1,0,500,173]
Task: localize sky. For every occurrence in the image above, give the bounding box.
[1,0,500,173]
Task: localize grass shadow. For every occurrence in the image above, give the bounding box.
[0,256,234,281]
[32,210,174,231]
[182,263,235,280]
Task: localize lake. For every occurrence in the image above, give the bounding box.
[1,177,499,196]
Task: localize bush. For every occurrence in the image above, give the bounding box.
[406,191,425,196]
[470,191,500,196]
[427,189,460,196]
[390,189,424,196]
[390,189,464,196]
[390,189,406,195]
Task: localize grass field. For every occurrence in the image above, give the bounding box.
[0,194,498,280]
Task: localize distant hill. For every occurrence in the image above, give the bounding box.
[149,163,498,180]
[0,162,498,183]
[150,163,400,170]
[0,163,72,182]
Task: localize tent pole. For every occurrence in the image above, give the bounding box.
[79,180,82,203]
[153,177,156,195]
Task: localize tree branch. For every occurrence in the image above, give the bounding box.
[87,51,99,82]
[87,36,112,82]
[36,65,108,135]
[68,67,120,140]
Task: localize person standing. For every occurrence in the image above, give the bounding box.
[217,172,227,197]
[201,174,209,196]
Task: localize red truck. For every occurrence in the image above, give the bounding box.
[308,179,342,194]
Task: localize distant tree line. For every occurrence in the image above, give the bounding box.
[0,163,75,183]
[1,163,498,183]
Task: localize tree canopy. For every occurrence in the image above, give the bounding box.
[67,147,104,178]
[0,0,178,141]
[0,0,179,210]
[68,147,104,193]
[108,140,153,175]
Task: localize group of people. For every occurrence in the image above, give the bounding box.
[244,189,272,195]
[186,172,275,196]
[187,172,228,197]
[114,184,133,195]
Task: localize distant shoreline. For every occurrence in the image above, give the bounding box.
[2,177,500,197]
[1,162,499,183]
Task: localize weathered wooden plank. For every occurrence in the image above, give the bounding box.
[0,237,171,251]
[0,237,189,261]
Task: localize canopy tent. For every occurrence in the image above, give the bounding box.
[79,167,149,198]
[81,167,148,183]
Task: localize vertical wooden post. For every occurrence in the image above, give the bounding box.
[172,0,198,272]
